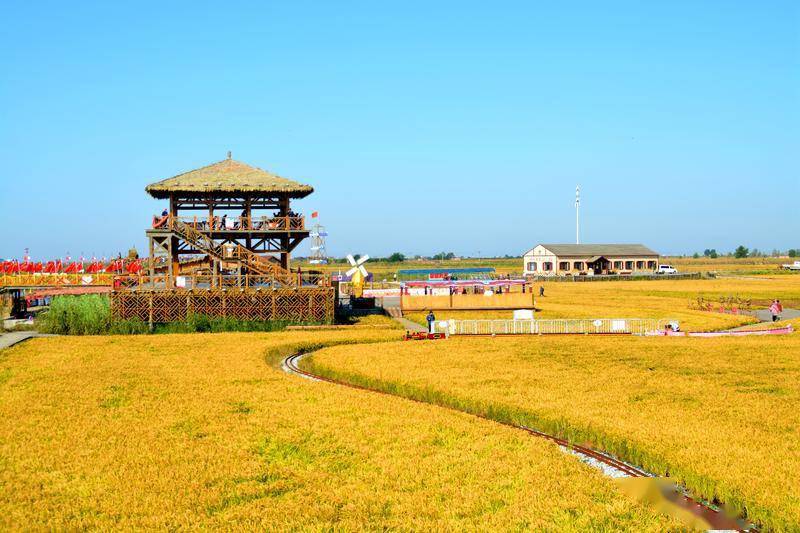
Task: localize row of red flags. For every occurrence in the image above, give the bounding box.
[0,259,142,275]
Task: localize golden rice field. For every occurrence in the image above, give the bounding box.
[0,330,679,530]
[406,275,800,331]
[309,332,800,531]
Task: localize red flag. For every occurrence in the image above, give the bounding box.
[64,262,81,273]
[311,211,318,218]
[126,260,142,274]
[44,261,57,273]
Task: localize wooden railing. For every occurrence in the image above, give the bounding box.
[160,215,305,232]
[113,272,329,291]
[1,273,115,288]
[156,216,300,286]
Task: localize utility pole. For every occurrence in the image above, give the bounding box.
[575,185,580,244]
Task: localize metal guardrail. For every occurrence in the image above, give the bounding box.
[434,318,676,336]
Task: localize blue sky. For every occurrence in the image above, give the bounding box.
[1,1,797,260]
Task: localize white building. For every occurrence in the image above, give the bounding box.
[523,244,659,276]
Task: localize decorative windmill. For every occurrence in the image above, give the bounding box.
[346,254,370,298]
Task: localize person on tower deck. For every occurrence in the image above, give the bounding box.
[426,310,436,333]
[161,208,168,217]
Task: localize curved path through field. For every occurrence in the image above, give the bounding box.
[281,348,747,531]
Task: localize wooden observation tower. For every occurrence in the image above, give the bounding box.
[145,153,313,287]
[110,154,334,325]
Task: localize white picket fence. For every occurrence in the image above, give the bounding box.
[434,318,676,336]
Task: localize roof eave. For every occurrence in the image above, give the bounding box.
[145,186,314,200]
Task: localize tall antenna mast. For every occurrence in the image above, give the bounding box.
[309,215,328,265]
[575,185,580,244]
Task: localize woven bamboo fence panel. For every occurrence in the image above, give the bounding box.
[111,287,334,323]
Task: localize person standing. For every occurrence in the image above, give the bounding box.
[426,310,436,333]
[776,299,784,321]
[539,285,545,297]
[769,300,780,322]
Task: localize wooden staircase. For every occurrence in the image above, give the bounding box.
[169,216,296,285]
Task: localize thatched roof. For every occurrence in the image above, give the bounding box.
[145,156,314,199]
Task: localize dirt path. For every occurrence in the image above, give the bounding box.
[0,331,53,350]
[728,308,799,331]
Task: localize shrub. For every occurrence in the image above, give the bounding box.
[38,294,112,335]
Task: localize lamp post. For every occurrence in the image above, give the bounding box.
[575,185,580,245]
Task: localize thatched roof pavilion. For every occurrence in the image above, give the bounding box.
[145,154,313,199]
[144,153,315,278]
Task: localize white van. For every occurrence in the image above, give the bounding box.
[656,264,678,275]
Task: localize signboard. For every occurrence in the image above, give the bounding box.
[514,309,534,320]
[611,320,627,332]
[362,288,400,297]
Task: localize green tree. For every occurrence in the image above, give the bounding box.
[692,252,700,259]
[789,249,797,258]
[734,245,749,259]
[387,252,406,263]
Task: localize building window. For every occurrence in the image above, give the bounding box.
[573,261,583,270]
[543,262,553,271]
[613,261,623,269]
[636,261,645,269]
[527,262,537,272]
[559,261,570,271]
[647,260,657,269]
[625,261,634,270]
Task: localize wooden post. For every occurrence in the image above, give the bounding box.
[148,291,154,332]
[169,194,179,286]
[148,237,155,282]
[208,194,214,230]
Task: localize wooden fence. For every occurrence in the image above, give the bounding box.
[525,273,702,282]
[111,287,335,324]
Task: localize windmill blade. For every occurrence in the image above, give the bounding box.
[346,267,358,277]
[359,265,368,277]
[357,254,370,265]
[346,254,356,266]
